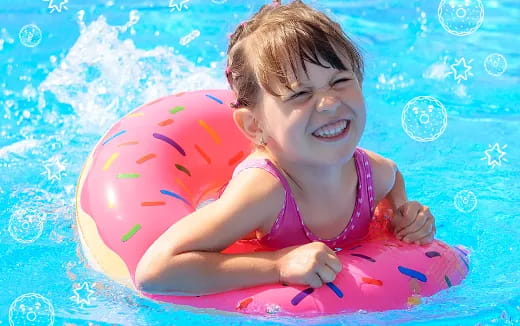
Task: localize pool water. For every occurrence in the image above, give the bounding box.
[1,0,519,325]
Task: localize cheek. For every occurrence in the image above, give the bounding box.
[342,89,366,113]
[343,86,364,101]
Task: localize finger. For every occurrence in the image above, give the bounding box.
[316,248,340,266]
[401,216,433,242]
[401,201,422,218]
[403,219,433,242]
[423,224,436,243]
[307,273,323,289]
[397,213,432,239]
[413,231,435,245]
[316,265,337,284]
[392,211,418,234]
[324,253,343,274]
[324,244,339,256]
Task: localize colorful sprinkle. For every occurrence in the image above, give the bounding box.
[348,244,363,250]
[361,277,383,286]
[141,201,166,206]
[228,151,244,166]
[407,295,421,305]
[444,275,452,287]
[350,254,376,262]
[160,189,191,206]
[398,266,427,282]
[153,133,186,156]
[198,120,221,144]
[158,119,174,126]
[425,251,441,258]
[136,154,156,164]
[175,92,185,97]
[291,288,314,306]
[236,297,253,310]
[117,141,139,147]
[326,282,343,298]
[205,94,223,104]
[103,152,119,171]
[175,178,194,203]
[126,112,144,118]
[121,224,141,242]
[102,130,126,145]
[117,173,140,179]
[175,163,191,176]
[169,106,185,114]
[194,144,211,164]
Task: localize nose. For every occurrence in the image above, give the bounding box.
[316,94,340,113]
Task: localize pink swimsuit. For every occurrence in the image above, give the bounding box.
[227,147,376,249]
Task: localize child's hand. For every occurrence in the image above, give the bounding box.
[390,201,436,245]
[275,241,342,289]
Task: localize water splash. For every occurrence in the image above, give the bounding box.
[38,10,226,134]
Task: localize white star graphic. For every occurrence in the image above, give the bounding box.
[42,0,69,13]
[448,57,473,83]
[481,143,508,168]
[42,155,66,182]
[72,282,95,305]
[169,0,190,12]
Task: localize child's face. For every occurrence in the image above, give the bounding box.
[258,53,366,166]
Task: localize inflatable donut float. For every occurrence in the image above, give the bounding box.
[75,89,470,317]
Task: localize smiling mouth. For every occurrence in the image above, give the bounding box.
[312,119,350,138]
[312,120,351,141]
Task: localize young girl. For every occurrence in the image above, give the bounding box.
[135,0,436,296]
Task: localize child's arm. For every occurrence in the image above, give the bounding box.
[385,163,408,212]
[135,168,286,296]
[363,148,404,209]
[381,159,435,244]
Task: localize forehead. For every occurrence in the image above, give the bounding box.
[270,52,354,92]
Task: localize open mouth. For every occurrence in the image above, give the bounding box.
[312,119,351,142]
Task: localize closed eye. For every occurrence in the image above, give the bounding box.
[289,91,310,100]
[333,78,351,85]
[287,78,352,101]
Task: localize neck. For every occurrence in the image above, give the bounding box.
[261,149,358,201]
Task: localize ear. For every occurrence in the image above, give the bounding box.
[232,108,262,143]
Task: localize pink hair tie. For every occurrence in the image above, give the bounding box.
[271,0,281,6]
[230,99,241,108]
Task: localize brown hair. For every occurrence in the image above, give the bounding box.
[225,0,364,109]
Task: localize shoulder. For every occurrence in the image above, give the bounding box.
[358,147,397,203]
[222,164,285,203]
[221,163,286,221]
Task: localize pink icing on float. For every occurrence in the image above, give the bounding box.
[75,89,470,317]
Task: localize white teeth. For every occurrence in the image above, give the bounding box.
[313,120,348,138]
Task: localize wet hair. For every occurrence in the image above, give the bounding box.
[225,0,364,109]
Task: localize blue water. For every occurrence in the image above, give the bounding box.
[1,0,519,325]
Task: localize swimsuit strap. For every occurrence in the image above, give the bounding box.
[232,158,293,194]
[355,148,376,215]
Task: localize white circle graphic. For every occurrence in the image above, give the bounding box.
[401,96,448,142]
[438,0,484,36]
